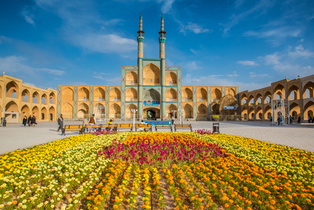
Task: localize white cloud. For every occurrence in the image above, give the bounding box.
[180,22,211,35]
[24,82,36,87]
[244,27,301,39]
[93,75,121,84]
[263,52,281,65]
[74,34,137,54]
[249,72,269,78]
[181,61,202,71]
[157,0,175,13]
[182,74,270,91]
[288,45,314,59]
[21,7,35,26]
[237,61,259,66]
[0,56,64,76]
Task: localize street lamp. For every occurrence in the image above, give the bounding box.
[179,109,184,125]
[131,109,137,131]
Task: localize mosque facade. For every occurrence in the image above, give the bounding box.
[57,15,239,121]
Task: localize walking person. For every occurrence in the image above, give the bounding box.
[277,116,281,126]
[27,115,32,126]
[308,115,312,123]
[22,116,27,126]
[57,114,64,132]
[31,115,36,127]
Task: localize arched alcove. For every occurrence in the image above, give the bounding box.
[125,88,138,101]
[165,72,177,85]
[182,88,193,102]
[41,107,48,120]
[166,104,177,118]
[125,104,138,119]
[264,91,271,104]
[77,103,89,119]
[78,87,89,101]
[125,71,138,85]
[42,94,48,105]
[32,106,39,118]
[21,89,30,103]
[61,103,73,119]
[21,105,30,118]
[143,63,160,85]
[303,81,314,99]
[94,87,105,101]
[109,88,121,101]
[197,88,207,102]
[183,104,193,118]
[197,104,208,118]
[49,92,56,104]
[33,91,39,104]
[212,88,222,101]
[166,88,177,101]
[94,103,105,119]
[109,103,121,118]
[49,106,56,121]
[62,87,74,101]
[6,81,19,99]
[6,101,18,112]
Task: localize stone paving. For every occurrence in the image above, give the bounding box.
[0,120,313,154]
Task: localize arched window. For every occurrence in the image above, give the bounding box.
[114,97,117,101]
[169,82,172,85]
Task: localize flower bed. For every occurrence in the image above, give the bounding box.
[0,132,313,209]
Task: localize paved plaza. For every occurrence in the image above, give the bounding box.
[0,120,313,154]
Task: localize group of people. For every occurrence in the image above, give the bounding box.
[22,115,37,127]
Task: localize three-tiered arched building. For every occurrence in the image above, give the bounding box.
[57,15,239,120]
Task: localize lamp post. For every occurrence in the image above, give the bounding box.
[179,109,184,125]
[131,109,137,131]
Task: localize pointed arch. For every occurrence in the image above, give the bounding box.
[212,88,222,101]
[94,87,106,101]
[32,106,39,118]
[166,104,177,118]
[49,106,56,121]
[182,88,193,102]
[109,88,121,101]
[125,87,138,101]
[288,85,300,100]
[77,103,89,119]
[303,81,314,99]
[109,103,121,118]
[21,89,30,103]
[125,71,138,85]
[274,84,285,99]
[143,63,160,85]
[5,101,18,112]
[78,87,89,101]
[255,93,262,105]
[125,104,138,119]
[256,106,263,120]
[32,91,40,103]
[197,103,208,119]
[304,101,314,120]
[290,102,300,120]
[165,72,177,85]
[241,94,247,105]
[183,104,193,118]
[61,103,73,119]
[241,106,248,120]
[49,92,56,104]
[263,91,271,104]
[21,104,30,118]
[166,88,177,101]
[197,88,207,102]
[248,107,255,120]
[94,103,105,119]
[41,93,48,105]
[264,105,271,120]
[41,107,48,120]
[62,87,74,101]
[6,81,19,98]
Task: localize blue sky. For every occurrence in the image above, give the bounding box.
[0,0,314,91]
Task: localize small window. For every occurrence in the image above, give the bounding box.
[114,97,117,101]
[99,97,102,101]
[130,98,133,101]
[84,97,86,101]
[199,98,202,102]
[169,82,172,85]
[131,81,133,85]
[150,79,152,82]
[169,98,172,101]
[185,98,187,102]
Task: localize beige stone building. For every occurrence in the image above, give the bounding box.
[0,74,57,124]
[239,74,314,122]
[57,15,239,121]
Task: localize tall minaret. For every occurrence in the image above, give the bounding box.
[137,13,144,119]
[159,14,166,119]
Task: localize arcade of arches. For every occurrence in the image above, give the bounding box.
[239,75,314,121]
[0,74,57,123]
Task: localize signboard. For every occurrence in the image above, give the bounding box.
[224,106,237,110]
[143,121,171,125]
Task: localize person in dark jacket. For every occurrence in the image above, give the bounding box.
[27,115,32,126]
[31,115,36,127]
[22,116,27,126]
[57,114,63,131]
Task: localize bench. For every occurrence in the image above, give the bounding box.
[100,124,117,131]
[135,124,152,132]
[63,125,84,135]
[83,125,101,133]
[174,124,192,132]
[155,124,172,132]
[116,124,133,132]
